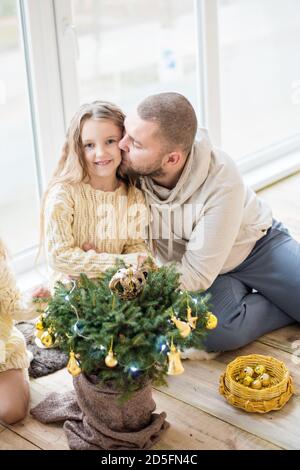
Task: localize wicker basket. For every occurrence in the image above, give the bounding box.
[219,354,294,413]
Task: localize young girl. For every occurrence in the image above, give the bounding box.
[42,101,150,283]
[0,239,49,424]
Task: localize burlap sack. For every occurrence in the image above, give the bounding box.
[31,373,169,450]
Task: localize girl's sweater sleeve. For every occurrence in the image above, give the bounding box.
[0,241,38,361]
[45,185,148,277]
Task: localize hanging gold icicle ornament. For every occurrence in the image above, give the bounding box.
[171,313,191,338]
[105,338,118,368]
[67,351,81,377]
[186,304,198,329]
[167,339,184,375]
[206,312,218,329]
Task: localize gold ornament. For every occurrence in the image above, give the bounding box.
[243,366,254,377]
[67,351,81,377]
[109,266,147,300]
[40,330,54,348]
[259,373,271,387]
[171,314,191,338]
[105,338,118,368]
[35,314,46,331]
[186,305,198,329]
[206,312,218,329]
[251,379,262,390]
[34,329,45,340]
[254,364,266,376]
[167,340,184,375]
[243,375,254,387]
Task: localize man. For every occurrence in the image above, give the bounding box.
[119,92,300,352]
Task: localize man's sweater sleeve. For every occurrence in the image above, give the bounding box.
[173,183,246,291]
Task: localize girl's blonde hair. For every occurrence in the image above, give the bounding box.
[38,100,125,259]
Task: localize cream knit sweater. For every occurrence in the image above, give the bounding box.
[0,240,37,372]
[45,181,150,283]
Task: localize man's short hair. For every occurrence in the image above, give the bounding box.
[137,92,198,155]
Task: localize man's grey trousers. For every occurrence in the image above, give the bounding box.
[205,219,300,352]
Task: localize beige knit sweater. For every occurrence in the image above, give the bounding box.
[45,181,150,283]
[0,239,37,372]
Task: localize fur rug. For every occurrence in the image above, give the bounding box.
[180,347,220,361]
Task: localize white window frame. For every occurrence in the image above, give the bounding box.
[196,0,300,188]
[11,0,66,274]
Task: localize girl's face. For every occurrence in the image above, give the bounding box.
[81,118,122,180]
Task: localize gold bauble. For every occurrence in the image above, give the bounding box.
[35,314,45,331]
[109,266,146,300]
[243,366,254,377]
[167,343,184,375]
[67,351,81,377]
[251,379,262,390]
[206,313,218,330]
[34,329,45,340]
[243,375,254,387]
[255,364,266,376]
[105,350,118,368]
[40,331,54,348]
[259,373,271,387]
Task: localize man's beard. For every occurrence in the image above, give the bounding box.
[120,156,165,179]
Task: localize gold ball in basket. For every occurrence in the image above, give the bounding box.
[254,364,266,376]
[251,379,262,390]
[242,375,254,386]
[259,373,271,387]
[243,366,254,378]
[108,266,147,300]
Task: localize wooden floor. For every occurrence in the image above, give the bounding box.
[1,173,300,450]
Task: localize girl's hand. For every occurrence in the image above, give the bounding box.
[137,255,148,268]
[82,242,97,252]
[31,286,51,299]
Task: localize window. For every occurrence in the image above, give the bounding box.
[61,0,198,115]
[0,0,40,255]
[218,0,300,159]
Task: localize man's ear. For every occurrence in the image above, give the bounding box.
[163,151,182,167]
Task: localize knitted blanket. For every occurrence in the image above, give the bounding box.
[31,373,169,450]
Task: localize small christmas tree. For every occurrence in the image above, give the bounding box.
[35,260,216,398]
